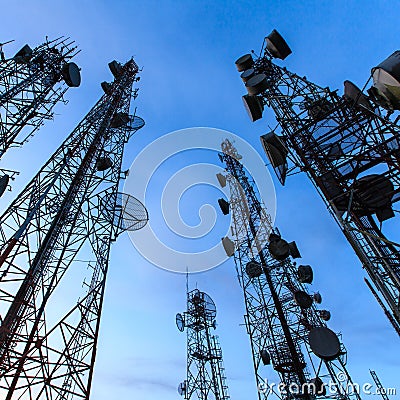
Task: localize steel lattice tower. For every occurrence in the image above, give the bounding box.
[369,370,389,400]
[0,37,81,160]
[234,30,400,335]
[176,288,230,400]
[218,139,361,400]
[0,57,148,399]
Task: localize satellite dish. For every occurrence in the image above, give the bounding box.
[96,156,113,171]
[297,265,313,284]
[266,29,292,60]
[61,62,81,87]
[309,377,326,396]
[101,81,113,95]
[100,192,148,232]
[110,112,130,128]
[268,235,290,261]
[246,260,263,279]
[241,68,255,82]
[235,54,254,72]
[308,327,341,361]
[294,290,313,309]
[344,80,373,110]
[216,173,227,188]
[129,116,145,131]
[218,198,230,215]
[260,133,288,185]
[355,174,394,213]
[222,237,235,257]
[260,350,271,365]
[319,310,331,321]
[190,290,217,321]
[371,51,400,110]
[13,44,32,63]
[243,95,264,122]
[211,319,217,329]
[178,381,187,396]
[109,60,123,78]
[176,313,185,332]
[245,73,269,95]
[0,174,10,198]
[313,292,322,304]
[288,241,301,258]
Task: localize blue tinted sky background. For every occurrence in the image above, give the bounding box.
[1,0,400,399]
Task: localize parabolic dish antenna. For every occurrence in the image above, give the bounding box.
[191,290,216,321]
[62,62,81,87]
[0,174,10,198]
[100,192,148,232]
[308,327,341,361]
[176,313,185,332]
[235,54,254,72]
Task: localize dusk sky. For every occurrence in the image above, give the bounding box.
[1,1,399,399]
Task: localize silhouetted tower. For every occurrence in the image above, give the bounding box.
[0,37,81,158]
[0,37,81,196]
[217,139,361,399]
[0,57,148,399]
[369,370,389,400]
[234,30,400,335]
[176,289,230,400]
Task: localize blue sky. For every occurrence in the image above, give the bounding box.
[1,0,400,399]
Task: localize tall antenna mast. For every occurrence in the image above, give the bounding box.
[176,288,230,400]
[234,29,400,336]
[217,138,361,399]
[0,57,147,399]
[0,37,81,196]
[369,370,389,400]
[0,37,81,158]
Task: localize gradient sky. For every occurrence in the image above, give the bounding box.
[1,1,400,399]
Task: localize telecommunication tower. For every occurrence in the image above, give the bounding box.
[0,57,148,399]
[369,370,389,400]
[0,37,81,196]
[176,288,230,400]
[234,30,400,335]
[217,139,361,399]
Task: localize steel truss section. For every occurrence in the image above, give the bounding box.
[243,41,400,335]
[0,58,144,399]
[0,36,80,159]
[220,139,361,400]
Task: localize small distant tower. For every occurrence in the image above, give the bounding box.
[176,288,230,400]
[234,29,400,336]
[369,370,389,400]
[217,139,361,400]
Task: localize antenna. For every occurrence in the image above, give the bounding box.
[235,28,400,336]
[369,370,390,400]
[218,138,361,400]
[0,57,146,399]
[176,288,230,400]
[0,37,81,193]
